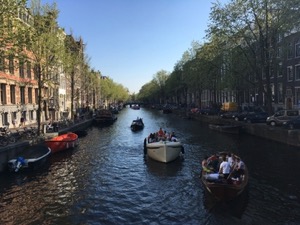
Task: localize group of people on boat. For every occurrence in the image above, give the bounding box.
[148,127,177,143]
[202,152,245,183]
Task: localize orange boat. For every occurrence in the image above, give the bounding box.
[45,132,79,153]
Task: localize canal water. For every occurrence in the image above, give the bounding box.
[0,107,299,225]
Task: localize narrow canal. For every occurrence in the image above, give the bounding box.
[0,107,299,225]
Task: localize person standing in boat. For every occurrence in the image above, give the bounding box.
[218,156,231,179]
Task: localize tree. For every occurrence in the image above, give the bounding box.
[28,0,64,135]
[152,70,169,104]
[0,0,28,56]
[207,0,300,113]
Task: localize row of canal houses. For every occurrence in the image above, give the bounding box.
[0,3,103,128]
[190,28,300,113]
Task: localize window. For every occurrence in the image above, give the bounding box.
[10,85,16,104]
[287,110,299,116]
[278,83,283,103]
[270,65,274,78]
[278,63,283,77]
[287,43,293,59]
[20,87,25,104]
[28,87,32,103]
[29,110,34,121]
[35,88,38,104]
[19,58,24,78]
[0,51,4,71]
[296,65,300,81]
[296,87,300,107]
[287,66,293,81]
[276,47,281,58]
[0,84,6,105]
[296,42,300,58]
[9,55,14,74]
[27,61,31,79]
[34,64,39,80]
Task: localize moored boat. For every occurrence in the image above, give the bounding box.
[143,132,184,163]
[209,123,241,134]
[7,144,51,172]
[45,132,79,153]
[130,118,144,131]
[201,152,248,201]
[93,109,117,125]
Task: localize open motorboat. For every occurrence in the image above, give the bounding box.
[143,134,184,163]
[45,132,79,153]
[130,118,144,131]
[93,109,117,125]
[8,144,51,172]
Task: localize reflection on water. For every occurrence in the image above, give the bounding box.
[0,107,300,224]
[145,156,184,177]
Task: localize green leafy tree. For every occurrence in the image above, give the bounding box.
[207,0,300,113]
[28,0,64,134]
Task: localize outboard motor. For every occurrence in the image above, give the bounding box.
[15,157,25,172]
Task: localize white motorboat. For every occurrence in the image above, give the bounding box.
[144,138,184,163]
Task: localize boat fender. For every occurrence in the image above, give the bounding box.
[143,138,147,155]
[181,146,185,154]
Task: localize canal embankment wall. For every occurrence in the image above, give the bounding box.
[178,110,300,148]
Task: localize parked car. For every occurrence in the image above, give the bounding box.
[244,112,269,123]
[233,111,252,121]
[266,109,300,126]
[220,111,239,119]
[283,116,300,129]
[200,108,220,115]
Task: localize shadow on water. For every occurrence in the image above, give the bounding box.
[144,156,184,177]
[203,184,249,219]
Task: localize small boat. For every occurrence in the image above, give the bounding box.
[130,118,144,131]
[162,108,172,114]
[201,152,248,201]
[7,144,51,172]
[93,109,117,125]
[131,104,140,110]
[143,134,184,163]
[45,132,79,153]
[209,123,241,134]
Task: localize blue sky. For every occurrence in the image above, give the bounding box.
[41,0,227,93]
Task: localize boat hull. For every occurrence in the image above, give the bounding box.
[7,144,51,172]
[146,141,183,163]
[209,124,241,134]
[93,109,117,126]
[45,132,79,153]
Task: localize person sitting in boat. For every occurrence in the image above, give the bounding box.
[157,128,167,141]
[148,133,155,143]
[202,156,212,173]
[227,152,236,171]
[233,157,245,179]
[170,131,177,142]
[218,156,231,179]
[207,153,219,172]
[158,128,164,137]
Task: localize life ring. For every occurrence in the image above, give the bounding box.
[143,138,147,155]
[181,146,185,154]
